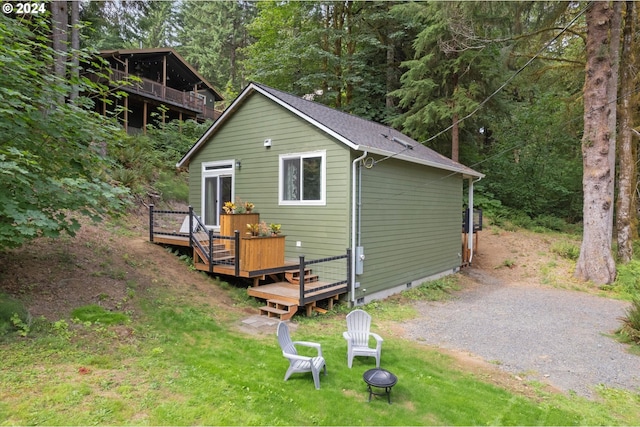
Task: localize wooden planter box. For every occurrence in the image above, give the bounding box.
[220,213,260,236]
[240,235,285,272]
[220,213,259,251]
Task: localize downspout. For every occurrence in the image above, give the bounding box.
[467,176,483,263]
[351,150,368,304]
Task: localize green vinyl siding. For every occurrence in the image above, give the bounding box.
[188,93,351,261]
[354,157,462,297]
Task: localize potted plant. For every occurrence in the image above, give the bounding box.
[269,223,282,236]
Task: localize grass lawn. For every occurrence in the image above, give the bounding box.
[1,278,640,426]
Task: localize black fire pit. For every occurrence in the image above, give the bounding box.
[363,368,397,404]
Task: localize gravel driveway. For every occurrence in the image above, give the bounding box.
[402,268,640,399]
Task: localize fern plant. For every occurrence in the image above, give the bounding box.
[620,299,640,345]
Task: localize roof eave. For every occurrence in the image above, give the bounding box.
[354,146,484,178]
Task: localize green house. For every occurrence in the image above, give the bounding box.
[177,82,484,305]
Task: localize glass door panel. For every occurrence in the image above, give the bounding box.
[203,174,233,227]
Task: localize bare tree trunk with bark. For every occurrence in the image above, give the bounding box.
[70,0,80,101]
[51,0,68,81]
[575,1,618,285]
[616,1,637,263]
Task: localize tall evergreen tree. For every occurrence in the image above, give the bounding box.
[390,1,507,160]
[177,1,255,97]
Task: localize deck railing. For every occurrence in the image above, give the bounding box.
[149,206,351,290]
[298,251,351,306]
[149,205,240,275]
[105,69,206,112]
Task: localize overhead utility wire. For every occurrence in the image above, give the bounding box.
[420,1,592,145]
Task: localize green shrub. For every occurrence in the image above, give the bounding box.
[613,260,640,297]
[71,305,129,325]
[550,240,580,260]
[0,293,29,335]
[532,214,568,232]
[619,298,640,344]
[155,171,189,203]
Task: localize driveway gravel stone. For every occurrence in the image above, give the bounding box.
[402,268,640,398]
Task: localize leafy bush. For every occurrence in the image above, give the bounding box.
[71,305,129,325]
[613,261,640,297]
[155,171,189,203]
[619,298,640,344]
[0,293,29,335]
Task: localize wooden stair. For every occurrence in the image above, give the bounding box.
[285,268,319,285]
[257,268,320,320]
[259,299,298,321]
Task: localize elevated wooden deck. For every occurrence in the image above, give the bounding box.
[148,206,351,320]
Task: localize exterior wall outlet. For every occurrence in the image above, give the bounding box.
[296,241,302,247]
[264,138,272,147]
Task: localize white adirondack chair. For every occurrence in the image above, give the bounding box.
[343,309,383,368]
[277,321,326,389]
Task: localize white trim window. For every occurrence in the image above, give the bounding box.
[279,151,326,205]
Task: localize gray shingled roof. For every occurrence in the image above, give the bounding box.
[178,82,483,178]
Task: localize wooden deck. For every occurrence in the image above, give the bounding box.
[149,230,349,319]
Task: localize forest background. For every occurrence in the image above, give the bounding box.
[1,1,639,286]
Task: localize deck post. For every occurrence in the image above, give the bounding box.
[209,228,214,274]
[149,204,154,242]
[299,255,306,306]
[188,206,193,248]
[234,231,240,277]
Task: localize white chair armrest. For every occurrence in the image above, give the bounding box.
[292,341,323,357]
[370,332,383,343]
[283,352,314,362]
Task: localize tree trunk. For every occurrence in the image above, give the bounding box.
[574,1,618,285]
[616,1,637,263]
[451,72,459,162]
[51,0,68,82]
[70,0,80,101]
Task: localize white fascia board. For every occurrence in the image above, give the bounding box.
[357,145,485,179]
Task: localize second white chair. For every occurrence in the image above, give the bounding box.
[343,309,383,368]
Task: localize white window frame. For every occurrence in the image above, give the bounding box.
[278,150,326,206]
[201,160,235,229]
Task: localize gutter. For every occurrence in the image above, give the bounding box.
[351,150,368,304]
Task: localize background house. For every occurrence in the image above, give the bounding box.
[177,82,484,305]
[92,48,224,133]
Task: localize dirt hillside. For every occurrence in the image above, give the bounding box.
[0,211,581,322]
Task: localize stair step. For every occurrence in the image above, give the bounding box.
[286,274,319,285]
[267,299,298,310]
[284,269,312,281]
[259,306,288,317]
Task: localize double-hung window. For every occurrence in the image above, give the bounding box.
[279,151,326,205]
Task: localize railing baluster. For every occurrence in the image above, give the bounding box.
[149,204,154,242]
[188,206,194,248]
[299,255,306,306]
[209,228,214,274]
[234,231,240,277]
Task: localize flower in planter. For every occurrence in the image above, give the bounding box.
[258,221,270,237]
[234,197,256,214]
[269,223,282,235]
[222,201,236,214]
[246,223,260,236]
